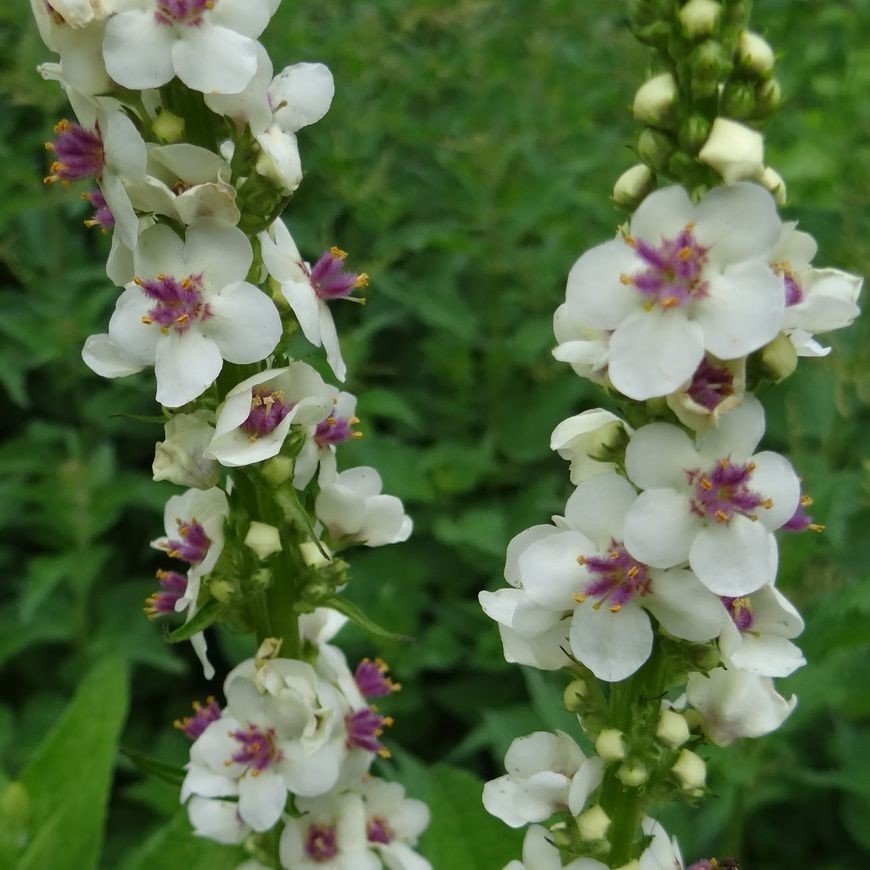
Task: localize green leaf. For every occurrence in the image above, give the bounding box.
[120,747,185,787]
[165,600,227,643]
[321,595,414,643]
[420,764,524,868]
[19,656,129,870]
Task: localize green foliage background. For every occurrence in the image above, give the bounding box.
[0,0,868,867]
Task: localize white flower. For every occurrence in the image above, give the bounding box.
[551,302,609,384]
[315,468,412,548]
[623,396,800,597]
[153,410,219,488]
[187,795,249,845]
[718,585,805,677]
[639,817,684,870]
[359,778,431,870]
[261,219,367,382]
[205,364,335,467]
[770,223,863,356]
[514,474,724,681]
[504,824,608,870]
[99,219,281,407]
[686,666,797,746]
[294,391,360,488]
[559,184,784,400]
[103,0,276,94]
[550,409,629,484]
[483,731,604,828]
[664,355,746,433]
[698,119,765,185]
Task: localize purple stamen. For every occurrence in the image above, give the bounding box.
[721,596,755,632]
[163,518,211,565]
[83,189,115,231]
[144,569,188,618]
[345,707,393,755]
[309,247,368,301]
[239,385,293,438]
[687,357,734,412]
[314,414,359,448]
[155,0,214,26]
[354,658,400,698]
[783,494,824,533]
[230,724,281,772]
[622,225,710,309]
[174,696,222,740]
[367,817,394,845]
[577,541,652,612]
[45,120,104,184]
[688,459,769,524]
[137,272,211,334]
[305,824,339,862]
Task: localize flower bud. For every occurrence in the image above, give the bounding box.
[613,164,654,210]
[152,109,186,143]
[688,40,733,98]
[759,166,787,204]
[679,114,711,152]
[637,128,676,172]
[720,80,758,119]
[617,760,648,787]
[756,78,782,114]
[262,455,295,486]
[698,117,764,183]
[208,578,235,603]
[760,332,798,381]
[739,31,775,77]
[595,728,627,762]
[679,0,722,38]
[657,710,691,748]
[632,73,677,127]
[300,540,332,568]
[672,749,707,793]
[255,636,283,664]
[577,805,611,842]
[245,521,282,560]
[153,411,219,489]
[563,679,588,712]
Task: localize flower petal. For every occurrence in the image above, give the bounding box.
[104,11,174,89]
[565,239,640,330]
[237,768,286,832]
[564,473,637,544]
[154,330,223,408]
[171,26,258,95]
[518,531,593,610]
[689,516,774,595]
[626,423,699,490]
[203,282,282,363]
[570,602,653,681]
[185,219,253,287]
[623,489,698,568]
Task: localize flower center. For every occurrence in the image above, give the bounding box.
[575,541,652,612]
[345,707,393,757]
[230,724,281,772]
[304,824,339,862]
[163,517,211,565]
[155,0,215,26]
[309,247,369,301]
[145,569,188,618]
[239,386,293,438]
[174,696,222,740]
[44,120,104,184]
[367,817,394,845]
[314,414,361,448]
[687,357,734,412]
[137,272,212,335]
[621,224,710,309]
[688,459,770,524]
[774,262,804,306]
[354,658,401,698]
[721,596,755,632]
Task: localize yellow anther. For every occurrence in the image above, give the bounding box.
[383,716,395,727]
[627,566,639,579]
[355,273,370,288]
[609,604,623,613]
[141,315,154,325]
[623,233,637,248]
[714,510,729,523]
[661,296,680,308]
[573,593,587,604]
[576,555,587,565]
[619,273,634,285]
[761,498,774,509]
[330,246,348,259]
[700,478,713,491]
[801,494,813,507]
[175,313,190,325]
[134,277,145,286]
[350,416,361,425]
[351,431,364,439]
[809,523,825,533]
[378,747,392,758]
[677,246,693,261]
[54,119,71,133]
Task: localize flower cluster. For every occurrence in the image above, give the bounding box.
[481,4,862,868]
[31,1,426,865]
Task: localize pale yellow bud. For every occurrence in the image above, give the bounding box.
[245,522,283,560]
[577,805,611,842]
[739,31,775,77]
[300,540,332,568]
[262,456,295,486]
[595,728,627,762]
[255,637,283,665]
[679,0,722,38]
[613,164,654,209]
[672,749,707,792]
[617,760,649,787]
[760,332,798,381]
[563,679,588,713]
[657,709,691,749]
[698,117,764,184]
[759,166,787,205]
[152,109,186,143]
[632,73,677,126]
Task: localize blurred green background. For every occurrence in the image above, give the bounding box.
[1,0,868,867]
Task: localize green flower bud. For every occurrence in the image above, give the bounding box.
[679,0,722,38]
[637,127,676,171]
[720,80,758,119]
[631,20,672,47]
[667,150,697,180]
[688,40,734,97]
[563,678,588,712]
[152,109,185,143]
[756,78,782,114]
[679,114,711,152]
[208,578,235,603]
[633,73,677,127]
[262,456,295,486]
[613,164,655,209]
[738,31,775,77]
[760,333,798,381]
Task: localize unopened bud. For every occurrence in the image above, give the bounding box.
[563,679,588,713]
[262,455,295,486]
[577,805,611,842]
[759,166,787,205]
[637,128,676,172]
[698,117,764,184]
[756,78,782,114]
[208,579,235,603]
[672,749,707,793]
[613,164,654,209]
[633,73,677,127]
[245,522,282,560]
[679,114,711,152]
[152,110,185,144]
[300,540,332,568]
[688,40,733,97]
[617,760,649,787]
[720,80,758,119]
[548,822,573,849]
[657,710,691,748]
[679,0,722,38]
[760,332,798,381]
[595,728,627,762]
[255,636,283,665]
[739,31,775,77]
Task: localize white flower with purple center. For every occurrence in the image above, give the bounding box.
[315,467,412,548]
[515,473,724,681]
[665,354,746,433]
[90,219,281,407]
[504,824,608,870]
[623,395,800,597]
[103,0,276,94]
[483,730,604,829]
[261,219,367,382]
[359,778,431,870]
[718,586,805,678]
[294,391,361,489]
[770,222,863,357]
[205,364,336,468]
[686,666,796,747]
[175,695,222,740]
[560,183,785,400]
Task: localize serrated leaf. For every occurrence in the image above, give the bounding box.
[321,595,413,643]
[165,600,226,643]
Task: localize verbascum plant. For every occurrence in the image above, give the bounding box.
[480,2,862,867]
[31,2,429,867]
